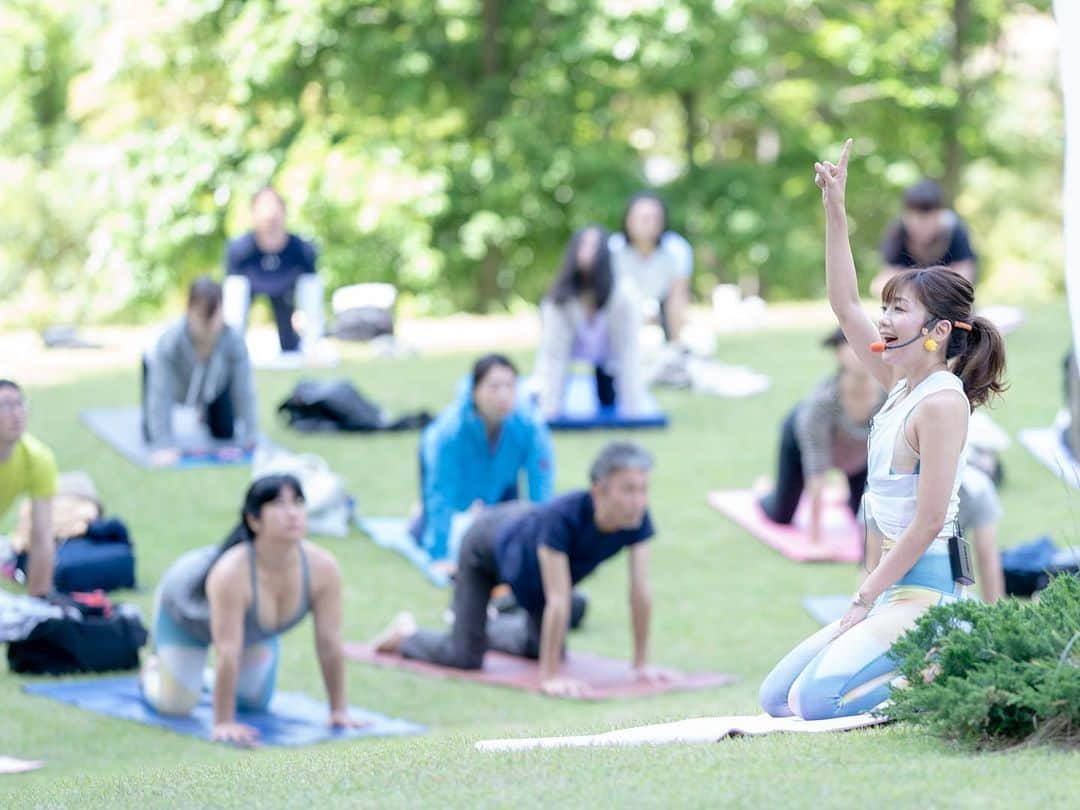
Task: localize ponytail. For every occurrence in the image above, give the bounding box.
[950,315,1007,410]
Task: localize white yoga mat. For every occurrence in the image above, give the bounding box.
[1019,420,1080,489]
[0,755,43,774]
[475,712,888,752]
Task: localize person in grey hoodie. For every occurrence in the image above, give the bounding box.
[142,277,257,466]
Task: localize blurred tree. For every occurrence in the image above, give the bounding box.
[0,0,1061,322]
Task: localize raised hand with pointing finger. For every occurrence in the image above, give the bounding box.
[813,138,853,210]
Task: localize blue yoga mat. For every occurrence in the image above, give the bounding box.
[23,676,424,747]
[81,408,255,469]
[543,374,668,431]
[358,517,451,587]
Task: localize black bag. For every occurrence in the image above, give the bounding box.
[278,379,431,433]
[7,608,147,675]
[14,518,136,593]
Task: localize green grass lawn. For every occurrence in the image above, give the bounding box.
[3,301,1079,808]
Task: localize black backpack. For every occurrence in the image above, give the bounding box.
[278,379,431,433]
[7,605,147,675]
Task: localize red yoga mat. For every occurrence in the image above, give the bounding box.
[345,644,736,700]
[707,488,863,563]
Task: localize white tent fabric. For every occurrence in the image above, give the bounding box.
[1057,0,1080,356]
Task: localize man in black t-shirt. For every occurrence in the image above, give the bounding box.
[373,442,665,698]
[872,179,978,296]
[223,186,322,353]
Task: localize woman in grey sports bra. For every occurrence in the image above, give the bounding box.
[141,474,359,746]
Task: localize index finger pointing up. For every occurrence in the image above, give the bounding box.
[838,138,853,173]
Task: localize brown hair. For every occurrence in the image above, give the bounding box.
[187,276,223,319]
[881,267,1007,409]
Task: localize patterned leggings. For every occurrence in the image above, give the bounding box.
[759,551,958,720]
[140,599,280,717]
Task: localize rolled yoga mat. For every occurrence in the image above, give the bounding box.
[475,712,889,751]
[23,676,424,747]
[345,644,736,700]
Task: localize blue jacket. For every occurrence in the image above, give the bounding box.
[419,381,554,560]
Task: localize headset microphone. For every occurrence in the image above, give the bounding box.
[869,333,923,353]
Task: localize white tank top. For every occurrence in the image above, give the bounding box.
[865,370,968,552]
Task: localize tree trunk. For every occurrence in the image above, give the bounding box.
[478,0,505,310]
[679,90,697,174]
[942,0,971,205]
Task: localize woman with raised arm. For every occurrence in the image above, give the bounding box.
[759,140,1006,720]
[141,475,360,745]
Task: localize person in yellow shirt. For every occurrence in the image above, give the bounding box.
[0,380,56,596]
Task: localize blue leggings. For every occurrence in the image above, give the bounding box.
[760,552,958,720]
[141,601,280,717]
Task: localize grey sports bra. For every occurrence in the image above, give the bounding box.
[242,543,311,646]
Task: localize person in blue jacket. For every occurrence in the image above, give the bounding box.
[414,354,554,568]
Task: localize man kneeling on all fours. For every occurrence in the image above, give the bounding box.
[372,441,669,698]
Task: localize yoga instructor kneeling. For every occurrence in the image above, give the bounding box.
[374,441,666,698]
[141,474,359,745]
[759,140,1006,720]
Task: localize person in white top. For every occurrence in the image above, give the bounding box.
[760,139,1007,720]
[608,192,693,344]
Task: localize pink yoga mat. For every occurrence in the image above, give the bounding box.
[345,644,736,700]
[707,488,863,563]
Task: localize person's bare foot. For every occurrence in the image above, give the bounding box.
[372,612,418,654]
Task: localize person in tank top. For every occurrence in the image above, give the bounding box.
[759,140,1007,720]
[141,474,360,745]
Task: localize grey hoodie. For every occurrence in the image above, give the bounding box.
[144,318,257,447]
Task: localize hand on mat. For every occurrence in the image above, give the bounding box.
[632,664,675,684]
[149,447,182,468]
[814,138,852,209]
[329,709,370,729]
[833,603,870,639]
[212,721,260,747]
[540,676,593,699]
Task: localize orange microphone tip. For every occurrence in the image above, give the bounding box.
[869,341,887,353]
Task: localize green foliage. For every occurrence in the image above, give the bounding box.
[888,574,1080,750]
[0,0,1064,320]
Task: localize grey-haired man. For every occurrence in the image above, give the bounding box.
[373,441,667,697]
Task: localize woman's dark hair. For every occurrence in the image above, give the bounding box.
[821,327,848,349]
[187,276,223,319]
[220,474,305,553]
[903,179,944,213]
[547,226,614,310]
[881,267,1007,409]
[0,379,21,394]
[621,190,669,247]
[198,474,305,594]
[471,354,517,391]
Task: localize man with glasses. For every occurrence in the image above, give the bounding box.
[0,380,56,596]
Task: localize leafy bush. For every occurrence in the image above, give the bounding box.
[887,574,1080,750]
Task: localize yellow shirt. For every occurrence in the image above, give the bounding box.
[0,433,58,518]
